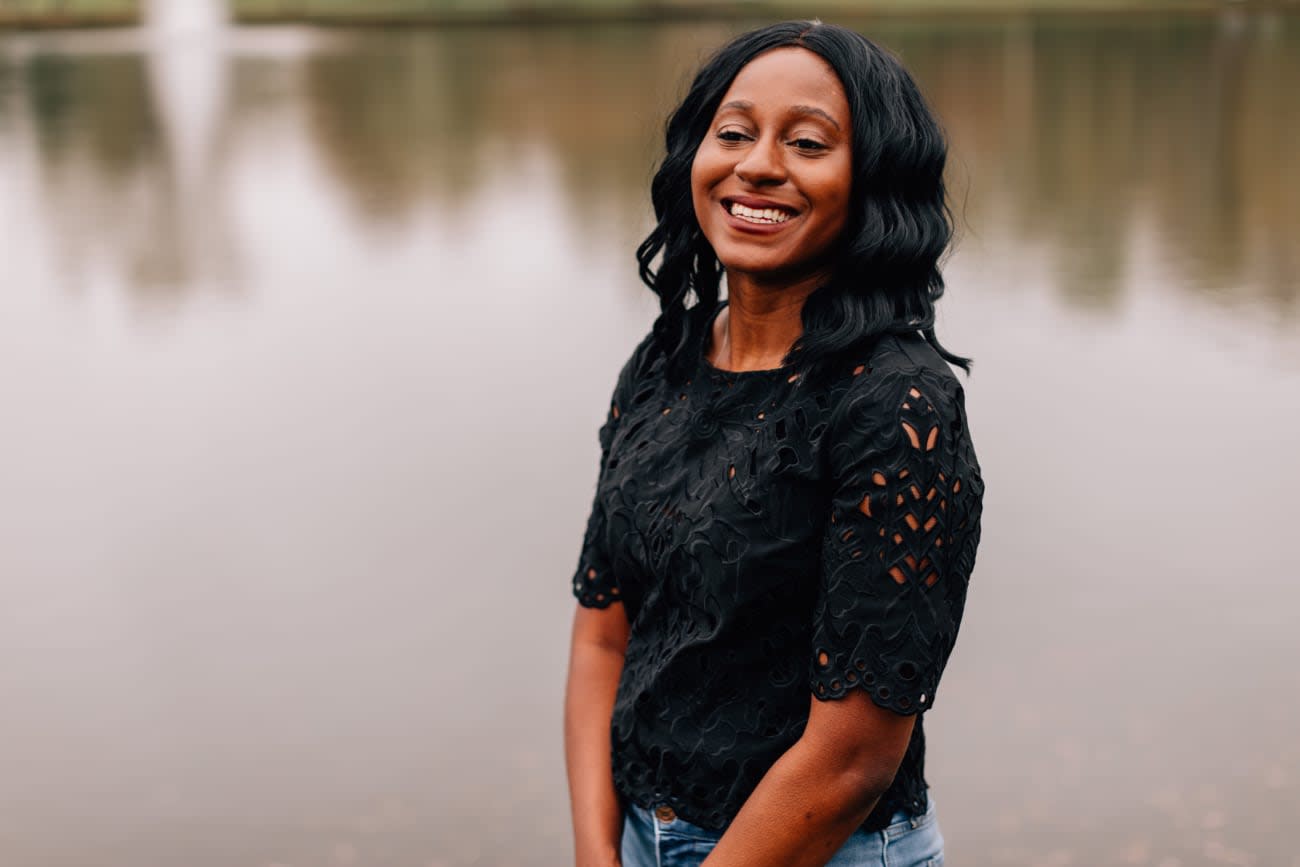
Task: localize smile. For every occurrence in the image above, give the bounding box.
[727,202,792,224]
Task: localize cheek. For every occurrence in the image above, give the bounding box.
[690,148,721,228]
[817,165,854,238]
[827,190,852,237]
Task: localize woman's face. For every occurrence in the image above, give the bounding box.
[691,46,853,286]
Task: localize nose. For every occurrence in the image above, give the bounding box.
[733,135,786,186]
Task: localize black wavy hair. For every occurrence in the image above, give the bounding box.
[636,20,971,384]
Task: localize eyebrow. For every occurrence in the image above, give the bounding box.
[717,99,843,132]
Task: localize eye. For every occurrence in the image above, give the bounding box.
[717,130,751,143]
[789,138,828,151]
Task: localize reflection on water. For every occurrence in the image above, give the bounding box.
[300,17,1300,318]
[2,17,1296,313]
[0,13,1297,867]
[10,52,185,298]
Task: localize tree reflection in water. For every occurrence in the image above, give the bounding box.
[3,15,1295,314]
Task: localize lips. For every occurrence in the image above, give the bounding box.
[721,196,800,228]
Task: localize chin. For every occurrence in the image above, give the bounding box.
[715,247,793,275]
[717,252,813,283]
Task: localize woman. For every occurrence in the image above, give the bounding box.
[564,20,983,867]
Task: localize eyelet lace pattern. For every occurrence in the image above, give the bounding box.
[571,315,984,833]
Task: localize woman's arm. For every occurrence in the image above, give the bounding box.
[699,690,915,867]
[564,603,631,867]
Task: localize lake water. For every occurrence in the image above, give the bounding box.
[0,12,1297,867]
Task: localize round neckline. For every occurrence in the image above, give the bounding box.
[697,300,796,379]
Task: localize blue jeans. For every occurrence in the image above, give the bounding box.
[620,795,944,867]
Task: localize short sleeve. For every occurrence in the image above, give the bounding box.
[811,366,983,714]
[570,334,652,609]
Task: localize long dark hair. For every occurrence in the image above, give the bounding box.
[636,20,970,383]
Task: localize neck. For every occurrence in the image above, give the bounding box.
[712,271,825,372]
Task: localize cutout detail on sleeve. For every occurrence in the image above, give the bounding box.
[811,366,983,714]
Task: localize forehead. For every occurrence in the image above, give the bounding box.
[718,47,849,120]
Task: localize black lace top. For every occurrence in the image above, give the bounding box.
[570,303,984,833]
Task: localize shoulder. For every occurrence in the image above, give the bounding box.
[835,332,967,424]
[609,326,665,403]
[822,332,979,492]
[866,331,962,384]
[622,327,664,381]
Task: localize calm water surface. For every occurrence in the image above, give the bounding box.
[0,13,1297,867]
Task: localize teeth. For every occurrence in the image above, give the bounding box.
[729,202,790,224]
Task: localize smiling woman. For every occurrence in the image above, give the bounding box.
[691,48,853,294]
[564,21,983,867]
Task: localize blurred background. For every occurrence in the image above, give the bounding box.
[1,1,1297,865]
